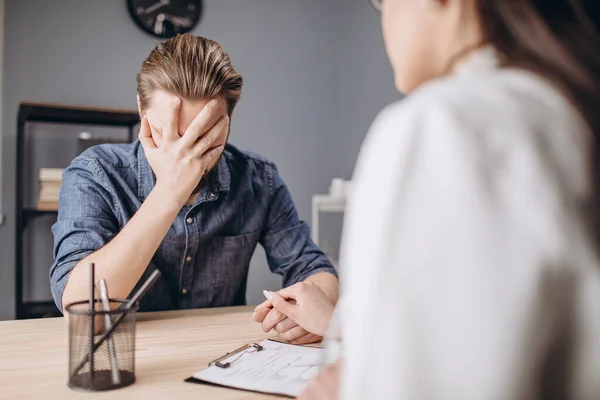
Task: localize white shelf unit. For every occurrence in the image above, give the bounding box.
[311,195,346,247]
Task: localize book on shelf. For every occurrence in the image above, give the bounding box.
[39,194,60,203]
[39,183,61,200]
[38,168,64,210]
[36,201,59,211]
[39,168,64,182]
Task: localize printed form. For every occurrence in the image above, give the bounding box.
[192,339,325,397]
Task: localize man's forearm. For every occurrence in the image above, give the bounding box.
[304,272,339,305]
[61,185,181,309]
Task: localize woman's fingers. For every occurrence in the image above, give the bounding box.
[278,324,309,342]
[274,317,298,333]
[291,333,322,345]
[299,361,342,400]
[252,307,271,323]
[254,298,272,311]
[261,307,287,333]
[266,291,297,321]
[276,283,302,301]
[255,283,301,312]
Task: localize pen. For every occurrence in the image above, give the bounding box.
[89,263,95,383]
[71,269,161,378]
[99,279,120,384]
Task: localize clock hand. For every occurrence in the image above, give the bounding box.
[144,0,170,15]
[162,13,193,28]
[154,13,165,35]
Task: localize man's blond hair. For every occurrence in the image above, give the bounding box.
[137,34,243,114]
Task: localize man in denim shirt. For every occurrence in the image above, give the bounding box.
[50,35,338,344]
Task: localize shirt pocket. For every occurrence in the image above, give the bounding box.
[210,231,260,250]
[204,231,260,305]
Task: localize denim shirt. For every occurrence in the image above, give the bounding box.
[50,141,336,312]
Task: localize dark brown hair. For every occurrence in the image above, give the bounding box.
[476,1,600,135]
[137,34,243,115]
[476,1,600,253]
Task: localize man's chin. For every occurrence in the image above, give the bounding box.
[191,178,207,195]
[191,149,225,194]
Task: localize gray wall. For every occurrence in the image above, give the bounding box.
[334,0,401,179]
[0,0,4,229]
[0,0,397,320]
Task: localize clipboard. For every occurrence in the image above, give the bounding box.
[185,339,325,398]
[208,342,265,369]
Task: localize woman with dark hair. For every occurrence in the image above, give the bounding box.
[255,0,600,398]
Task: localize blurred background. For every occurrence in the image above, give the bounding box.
[0,0,399,320]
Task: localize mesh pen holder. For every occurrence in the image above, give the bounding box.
[65,299,138,391]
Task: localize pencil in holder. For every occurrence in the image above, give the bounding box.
[65,299,138,391]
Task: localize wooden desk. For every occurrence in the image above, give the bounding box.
[0,306,283,399]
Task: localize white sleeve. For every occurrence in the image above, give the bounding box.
[338,98,597,400]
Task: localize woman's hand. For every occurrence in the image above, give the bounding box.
[261,282,335,337]
[139,97,228,206]
[299,359,342,400]
[252,302,322,344]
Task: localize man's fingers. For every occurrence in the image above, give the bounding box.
[197,146,224,175]
[261,308,286,333]
[192,115,228,157]
[163,96,181,142]
[138,118,157,150]
[252,308,270,323]
[273,317,298,334]
[279,325,309,342]
[182,99,226,146]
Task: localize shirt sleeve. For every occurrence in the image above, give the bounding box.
[259,163,337,287]
[50,157,120,312]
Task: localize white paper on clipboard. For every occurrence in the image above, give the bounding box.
[190,339,325,398]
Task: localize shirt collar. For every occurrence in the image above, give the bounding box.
[208,153,231,193]
[137,141,231,202]
[455,46,500,77]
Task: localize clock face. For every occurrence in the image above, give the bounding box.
[127,0,203,38]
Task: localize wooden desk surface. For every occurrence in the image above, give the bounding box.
[0,306,283,400]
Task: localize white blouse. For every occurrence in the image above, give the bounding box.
[336,50,600,400]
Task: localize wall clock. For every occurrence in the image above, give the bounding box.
[127,0,203,38]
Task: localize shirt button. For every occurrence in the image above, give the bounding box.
[186,217,193,224]
[185,256,192,262]
[209,193,217,199]
[181,289,188,295]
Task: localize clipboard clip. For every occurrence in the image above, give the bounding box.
[209,343,264,369]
